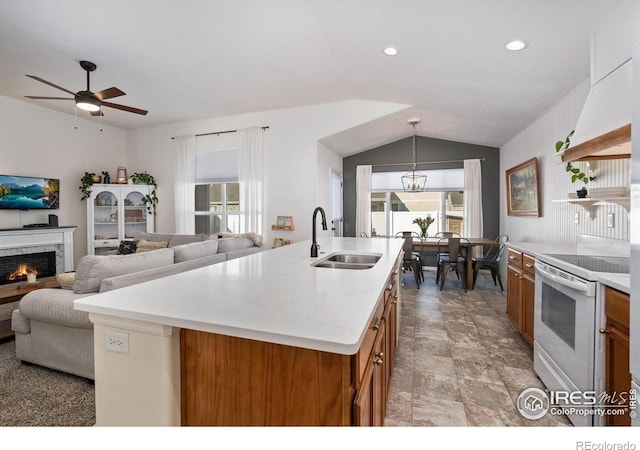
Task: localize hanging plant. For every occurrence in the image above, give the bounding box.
[79,172,95,200]
[130,172,159,215]
[555,130,596,185]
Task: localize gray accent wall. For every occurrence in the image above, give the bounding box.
[343,136,500,238]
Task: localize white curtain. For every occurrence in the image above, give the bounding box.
[238,127,264,234]
[355,165,372,237]
[173,135,196,234]
[463,159,483,257]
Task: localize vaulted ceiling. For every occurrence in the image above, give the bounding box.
[0,0,620,155]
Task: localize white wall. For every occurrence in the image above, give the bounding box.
[127,100,406,246]
[0,95,127,265]
[500,80,631,246]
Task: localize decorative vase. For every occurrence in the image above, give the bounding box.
[576,187,588,198]
[91,174,102,183]
[103,174,111,184]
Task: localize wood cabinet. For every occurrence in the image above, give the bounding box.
[87,184,154,255]
[506,248,535,345]
[603,286,631,426]
[180,254,402,426]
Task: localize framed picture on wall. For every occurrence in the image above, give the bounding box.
[505,157,540,217]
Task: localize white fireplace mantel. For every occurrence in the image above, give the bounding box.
[0,226,77,273]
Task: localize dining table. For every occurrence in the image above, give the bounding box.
[411,237,500,289]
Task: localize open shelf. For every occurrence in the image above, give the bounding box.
[552,196,630,218]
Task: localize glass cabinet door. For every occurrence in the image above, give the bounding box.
[93,190,119,254]
[124,190,147,239]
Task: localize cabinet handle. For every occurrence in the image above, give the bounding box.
[509,255,516,260]
[393,270,399,275]
[373,356,384,366]
[525,263,533,268]
[376,352,384,358]
[598,328,610,334]
[373,318,381,331]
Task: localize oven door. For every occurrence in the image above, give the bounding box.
[534,261,597,392]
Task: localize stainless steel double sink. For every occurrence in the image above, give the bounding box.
[311,252,382,270]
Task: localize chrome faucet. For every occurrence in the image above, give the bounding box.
[311,207,327,257]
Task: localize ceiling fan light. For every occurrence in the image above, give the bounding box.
[76,95,101,112]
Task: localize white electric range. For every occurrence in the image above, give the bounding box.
[533,251,630,426]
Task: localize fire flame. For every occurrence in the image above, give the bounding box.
[8,264,38,281]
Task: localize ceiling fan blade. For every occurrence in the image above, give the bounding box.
[90,110,104,117]
[25,75,77,96]
[24,96,74,100]
[94,87,126,100]
[102,101,148,116]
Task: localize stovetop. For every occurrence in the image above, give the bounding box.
[545,254,630,274]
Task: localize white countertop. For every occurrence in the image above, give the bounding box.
[507,241,630,291]
[74,237,404,355]
[597,274,630,294]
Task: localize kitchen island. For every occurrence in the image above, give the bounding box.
[75,237,404,426]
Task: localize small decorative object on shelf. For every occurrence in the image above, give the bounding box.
[272,215,294,230]
[91,173,102,183]
[576,187,588,198]
[272,238,293,248]
[102,171,111,184]
[115,166,128,184]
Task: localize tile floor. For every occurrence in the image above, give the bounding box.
[384,267,571,426]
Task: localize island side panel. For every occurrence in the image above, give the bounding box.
[180,329,354,426]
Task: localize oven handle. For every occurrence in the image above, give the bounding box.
[534,262,590,294]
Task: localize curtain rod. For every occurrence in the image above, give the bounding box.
[171,126,269,140]
[370,157,485,168]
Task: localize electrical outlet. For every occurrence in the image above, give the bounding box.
[105,331,129,354]
[607,213,615,228]
[574,212,580,224]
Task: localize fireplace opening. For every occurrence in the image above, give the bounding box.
[0,252,56,285]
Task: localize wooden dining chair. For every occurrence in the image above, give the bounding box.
[436,237,469,292]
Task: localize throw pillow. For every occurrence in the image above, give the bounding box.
[117,240,137,255]
[136,239,169,253]
[56,272,75,290]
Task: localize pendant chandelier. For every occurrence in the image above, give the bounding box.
[401,118,427,192]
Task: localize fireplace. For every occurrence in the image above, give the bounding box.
[0,252,56,285]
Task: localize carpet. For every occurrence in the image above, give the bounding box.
[0,339,95,426]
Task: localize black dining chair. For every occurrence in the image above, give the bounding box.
[436,237,469,292]
[433,231,461,270]
[472,234,509,290]
[396,231,424,282]
[397,234,421,288]
[359,231,370,238]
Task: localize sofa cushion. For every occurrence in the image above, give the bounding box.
[116,240,137,255]
[134,232,175,243]
[172,239,219,263]
[73,248,174,294]
[217,236,255,253]
[18,288,94,329]
[168,234,208,247]
[56,272,75,290]
[136,238,169,253]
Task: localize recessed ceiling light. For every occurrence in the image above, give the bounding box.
[506,40,527,51]
[383,47,398,56]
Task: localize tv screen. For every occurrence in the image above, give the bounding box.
[0,175,60,210]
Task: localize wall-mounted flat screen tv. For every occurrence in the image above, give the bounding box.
[0,175,60,209]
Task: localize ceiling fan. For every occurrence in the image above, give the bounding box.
[24,60,148,116]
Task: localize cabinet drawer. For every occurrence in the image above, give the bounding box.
[605,287,629,328]
[507,249,522,268]
[356,298,385,384]
[522,254,535,276]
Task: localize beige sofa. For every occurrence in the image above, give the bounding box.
[11,233,264,379]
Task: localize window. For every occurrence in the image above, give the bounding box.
[370,191,463,237]
[369,169,464,237]
[195,182,240,234]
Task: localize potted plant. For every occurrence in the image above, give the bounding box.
[555,130,596,198]
[130,172,159,215]
[412,215,435,239]
[79,172,95,200]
